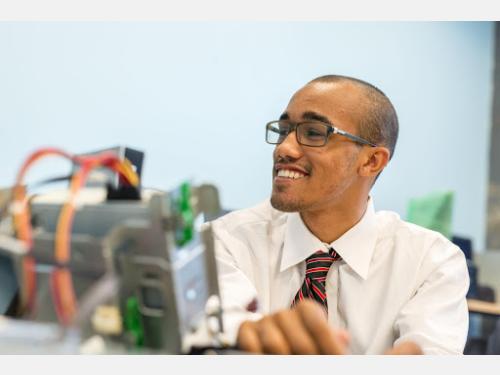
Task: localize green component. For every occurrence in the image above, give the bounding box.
[175,182,194,247]
[406,190,454,238]
[124,296,144,347]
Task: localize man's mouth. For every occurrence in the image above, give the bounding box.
[274,163,310,180]
[276,168,307,180]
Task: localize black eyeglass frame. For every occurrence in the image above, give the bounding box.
[265,120,378,148]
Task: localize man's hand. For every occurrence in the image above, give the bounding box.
[237,299,350,354]
[237,299,423,355]
[384,341,423,355]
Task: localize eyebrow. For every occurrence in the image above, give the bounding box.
[302,111,332,124]
[278,111,332,125]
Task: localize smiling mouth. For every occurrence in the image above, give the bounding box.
[275,168,308,180]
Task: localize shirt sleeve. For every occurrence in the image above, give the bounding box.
[393,239,470,354]
[209,220,263,346]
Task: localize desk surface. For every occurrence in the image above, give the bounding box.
[467,299,500,316]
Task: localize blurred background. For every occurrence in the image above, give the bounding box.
[1,21,500,353]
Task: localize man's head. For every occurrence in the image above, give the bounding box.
[269,75,398,213]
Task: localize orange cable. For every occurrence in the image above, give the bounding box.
[11,148,76,313]
[51,153,139,324]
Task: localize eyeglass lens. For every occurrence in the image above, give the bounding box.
[266,121,329,146]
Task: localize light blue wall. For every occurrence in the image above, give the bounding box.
[0,22,494,250]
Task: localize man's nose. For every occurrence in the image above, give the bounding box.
[274,131,303,160]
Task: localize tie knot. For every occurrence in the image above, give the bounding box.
[305,248,340,280]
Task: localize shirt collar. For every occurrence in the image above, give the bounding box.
[280,198,377,280]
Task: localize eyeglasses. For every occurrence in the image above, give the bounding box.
[265,120,378,148]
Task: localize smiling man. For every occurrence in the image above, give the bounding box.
[210,75,469,354]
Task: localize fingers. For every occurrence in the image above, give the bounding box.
[296,300,347,354]
[238,317,291,354]
[384,341,423,355]
[238,320,263,353]
[274,308,320,354]
[237,299,348,355]
[258,316,292,354]
[239,302,422,356]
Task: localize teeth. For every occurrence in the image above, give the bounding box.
[277,169,306,179]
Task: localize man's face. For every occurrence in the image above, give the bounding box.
[270,81,367,213]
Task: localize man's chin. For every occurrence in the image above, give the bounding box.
[270,195,302,212]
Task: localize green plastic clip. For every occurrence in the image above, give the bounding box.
[175,182,194,247]
[124,296,144,347]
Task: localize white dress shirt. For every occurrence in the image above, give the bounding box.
[210,197,469,354]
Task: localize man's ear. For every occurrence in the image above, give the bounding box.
[358,147,390,177]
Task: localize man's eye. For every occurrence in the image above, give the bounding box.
[305,129,324,138]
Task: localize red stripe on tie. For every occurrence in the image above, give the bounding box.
[306,257,335,263]
[306,267,330,274]
[311,283,326,300]
[306,278,312,297]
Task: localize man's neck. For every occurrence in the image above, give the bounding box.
[300,197,369,244]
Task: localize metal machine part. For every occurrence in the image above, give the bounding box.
[0,182,225,354]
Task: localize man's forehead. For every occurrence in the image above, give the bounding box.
[284,81,366,125]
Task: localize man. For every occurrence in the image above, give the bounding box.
[210,75,469,354]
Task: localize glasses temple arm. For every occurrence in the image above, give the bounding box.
[334,128,377,147]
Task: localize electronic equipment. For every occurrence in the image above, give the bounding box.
[0,147,225,354]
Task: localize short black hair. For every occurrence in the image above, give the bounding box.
[309,75,399,159]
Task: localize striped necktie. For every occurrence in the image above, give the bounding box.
[291,248,341,311]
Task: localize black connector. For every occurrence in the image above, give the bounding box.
[75,145,145,201]
[106,183,141,201]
